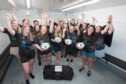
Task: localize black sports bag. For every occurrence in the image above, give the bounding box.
[43,65,74,80]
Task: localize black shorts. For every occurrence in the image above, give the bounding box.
[66,45,77,56]
[19,50,35,63]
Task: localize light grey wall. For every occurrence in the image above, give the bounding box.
[0,33,10,55]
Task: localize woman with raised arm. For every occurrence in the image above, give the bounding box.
[0,9,21,63]
[95,15,114,58]
[5,11,36,84]
[61,22,69,58]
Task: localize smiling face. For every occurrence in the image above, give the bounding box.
[41,25,47,36]
[88,26,95,35]
[23,26,30,36]
[22,19,29,27]
[69,25,75,33]
[82,23,88,30]
[95,26,102,33]
[11,20,18,31]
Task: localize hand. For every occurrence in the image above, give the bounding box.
[5,13,11,20]
[12,7,16,13]
[108,15,113,23]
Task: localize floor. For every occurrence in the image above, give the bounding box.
[2,56,126,84]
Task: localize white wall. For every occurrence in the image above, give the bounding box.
[67,5,126,61]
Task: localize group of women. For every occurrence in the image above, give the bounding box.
[0,8,114,84]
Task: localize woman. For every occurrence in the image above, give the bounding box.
[78,23,89,71]
[63,25,78,64]
[95,15,114,58]
[32,24,41,65]
[79,25,96,76]
[18,26,36,84]
[35,25,52,66]
[6,17,35,84]
[19,26,35,84]
[61,22,69,58]
[0,12,20,64]
[50,24,63,65]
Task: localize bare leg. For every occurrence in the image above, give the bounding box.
[87,57,96,76]
[29,58,35,79]
[22,62,30,80]
[55,51,61,65]
[41,56,46,66]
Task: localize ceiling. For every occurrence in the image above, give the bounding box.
[0,0,126,12]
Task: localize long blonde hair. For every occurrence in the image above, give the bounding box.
[54,25,63,37]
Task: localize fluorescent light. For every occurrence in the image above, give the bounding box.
[26,0,30,8]
[62,0,100,12]
[8,0,16,7]
[62,0,84,9]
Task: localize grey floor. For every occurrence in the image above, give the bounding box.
[2,56,126,84]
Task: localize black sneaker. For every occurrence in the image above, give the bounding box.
[30,73,35,79]
[26,80,30,84]
[66,59,69,62]
[64,55,67,58]
[87,71,91,77]
[38,61,41,66]
[79,67,85,72]
[70,60,73,63]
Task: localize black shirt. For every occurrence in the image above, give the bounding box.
[95,32,105,50]
[18,34,35,56]
[81,31,95,52]
[3,28,19,47]
[65,32,78,45]
[34,35,51,55]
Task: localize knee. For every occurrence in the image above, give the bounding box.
[82,56,87,60]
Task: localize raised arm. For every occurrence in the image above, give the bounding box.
[108,23,114,35]
[108,15,114,34]
[101,23,110,35]
[49,19,54,33]
[5,13,16,35]
[75,19,81,36]
[11,8,18,21]
[101,15,112,35]
[62,27,67,38]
